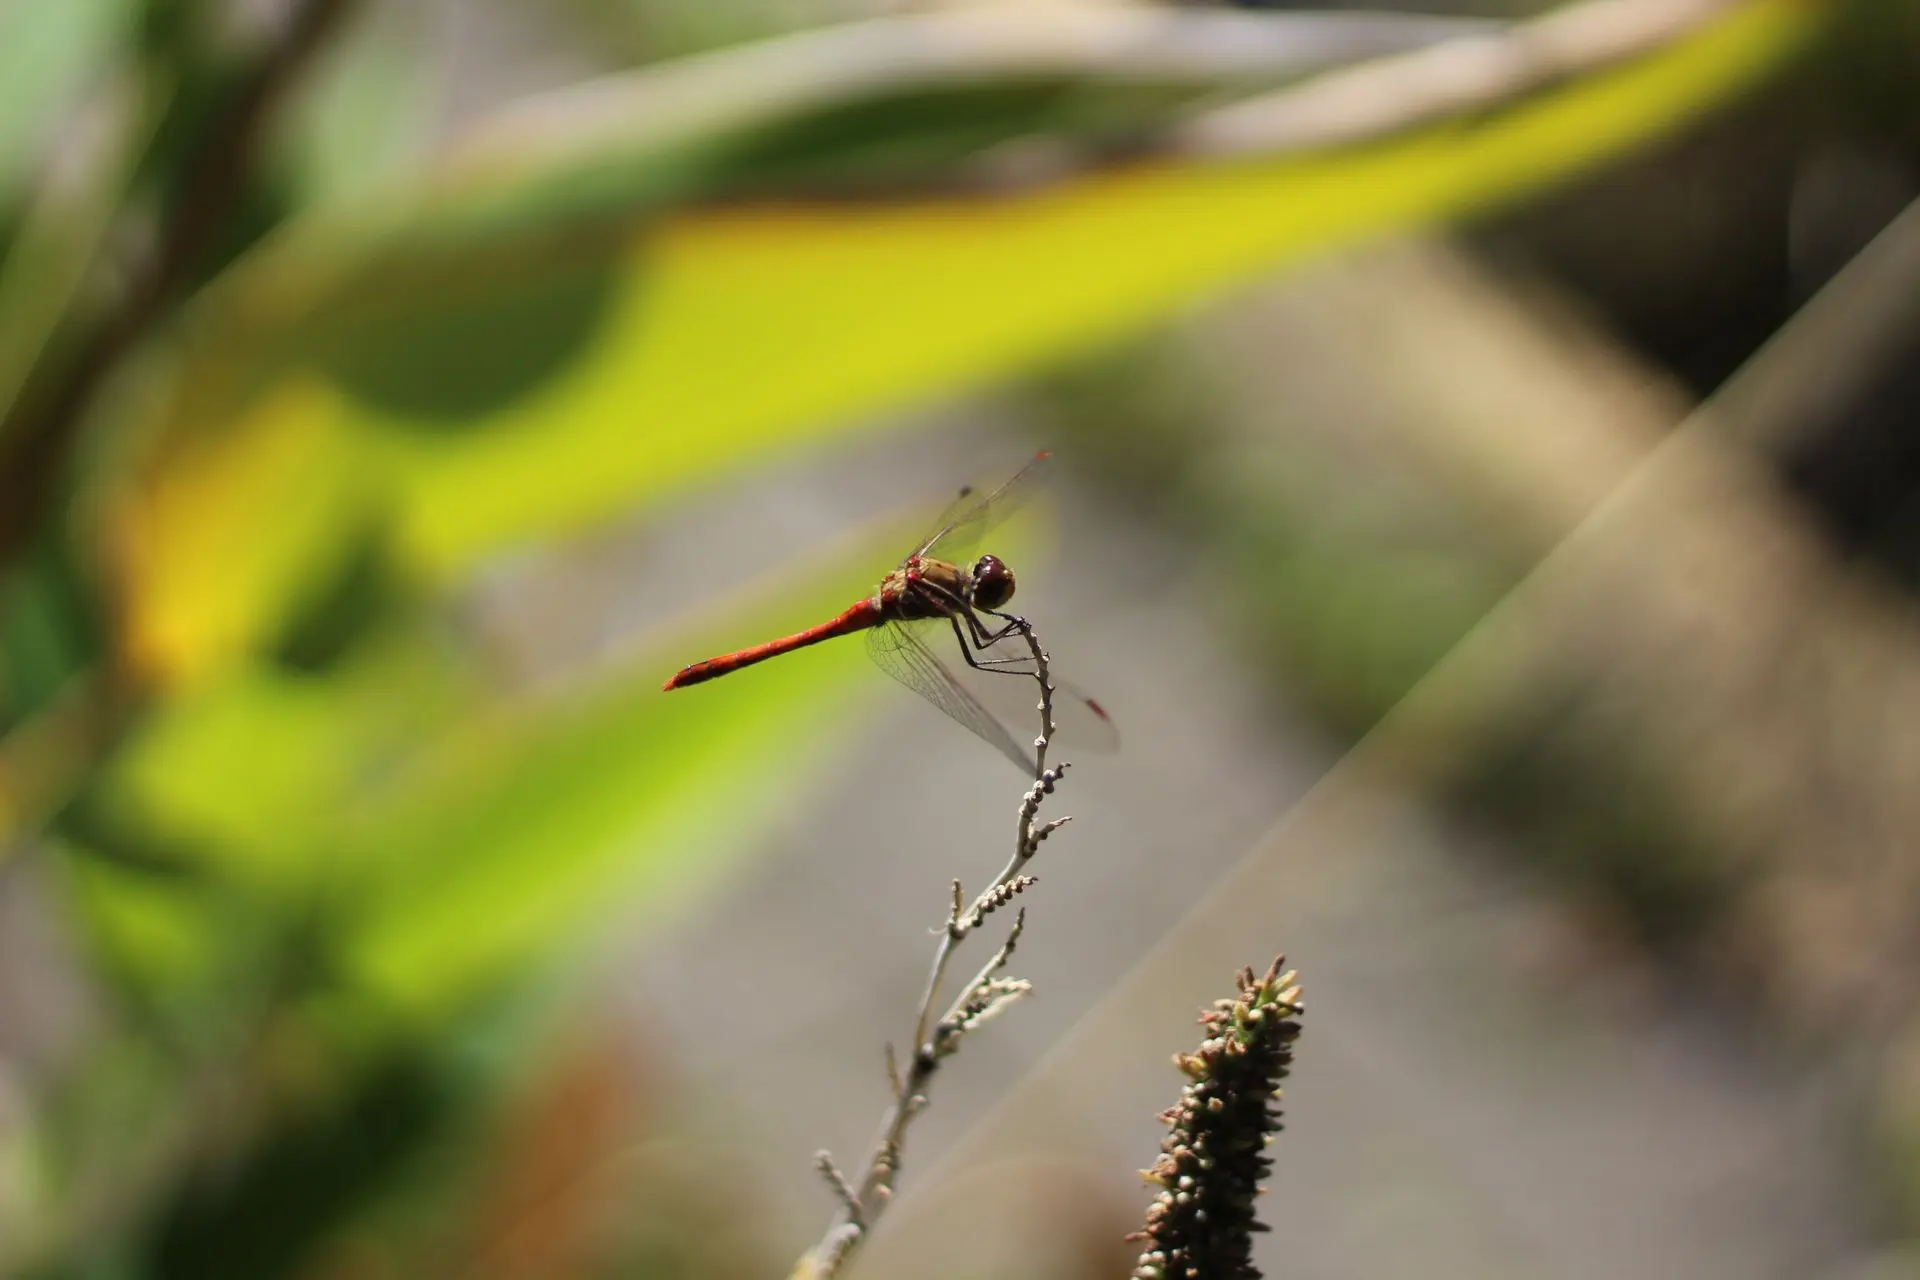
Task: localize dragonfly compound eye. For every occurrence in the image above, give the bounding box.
[970,555,1016,610]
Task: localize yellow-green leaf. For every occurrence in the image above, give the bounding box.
[98,2,1816,690]
[65,511,958,1041]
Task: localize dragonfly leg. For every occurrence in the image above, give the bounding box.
[946,615,1036,678]
[911,578,1028,651]
[911,581,1036,673]
[964,607,1029,649]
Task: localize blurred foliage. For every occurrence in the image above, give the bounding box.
[102,0,1807,688]
[0,0,1829,1273]
[1035,0,1920,977]
[0,1,134,205]
[1032,332,1736,956]
[1032,333,1503,727]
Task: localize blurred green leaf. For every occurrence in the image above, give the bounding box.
[38,498,1064,1272]
[0,0,133,205]
[327,572,882,1031]
[93,3,1817,691]
[147,1048,470,1280]
[26,515,921,1271]
[277,0,437,208]
[64,513,924,1040]
[0,543,101,725]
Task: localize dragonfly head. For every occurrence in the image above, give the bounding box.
[968,555,1016,611]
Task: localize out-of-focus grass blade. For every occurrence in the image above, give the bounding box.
[0,73,155,436]
[0,0,132,205]
[336,501,1050,1028]
[94,4,1816,692]
[36,502,1048,1272]
[330,608,870,1027]
[277,0,438,208]
[63,512,934,1040]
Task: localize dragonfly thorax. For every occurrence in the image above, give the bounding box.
[880,555,1015,620]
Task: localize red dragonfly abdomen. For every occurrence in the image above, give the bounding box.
[662,598,883,691]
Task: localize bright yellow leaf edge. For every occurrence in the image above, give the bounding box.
[105,0,1816,687]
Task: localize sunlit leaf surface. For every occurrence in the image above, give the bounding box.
[67,518,919,1039]
[99,1,1814,687]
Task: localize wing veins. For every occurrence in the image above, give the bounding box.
[866,621,1035,772]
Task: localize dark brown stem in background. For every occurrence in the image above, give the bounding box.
[0,0,358,568]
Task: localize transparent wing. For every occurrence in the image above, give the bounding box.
[866,617,1119,770]
[959,649,1121,757]
[1045,677,1120,754]
[866,619,1036,773]
[910,450,1052,564]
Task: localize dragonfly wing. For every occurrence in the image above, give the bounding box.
[958,641,1121,757]
[866,620,1036,773]
[1047,678,1120,755]
[916,483,980,562]
[912,450,1051,563]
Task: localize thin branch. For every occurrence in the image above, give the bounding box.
[814,1151,865,1232]
[805,618,1070,1277]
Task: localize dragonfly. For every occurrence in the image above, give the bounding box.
[662,450,1115,772]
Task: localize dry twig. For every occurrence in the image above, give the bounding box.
[800,617,1070,1277]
